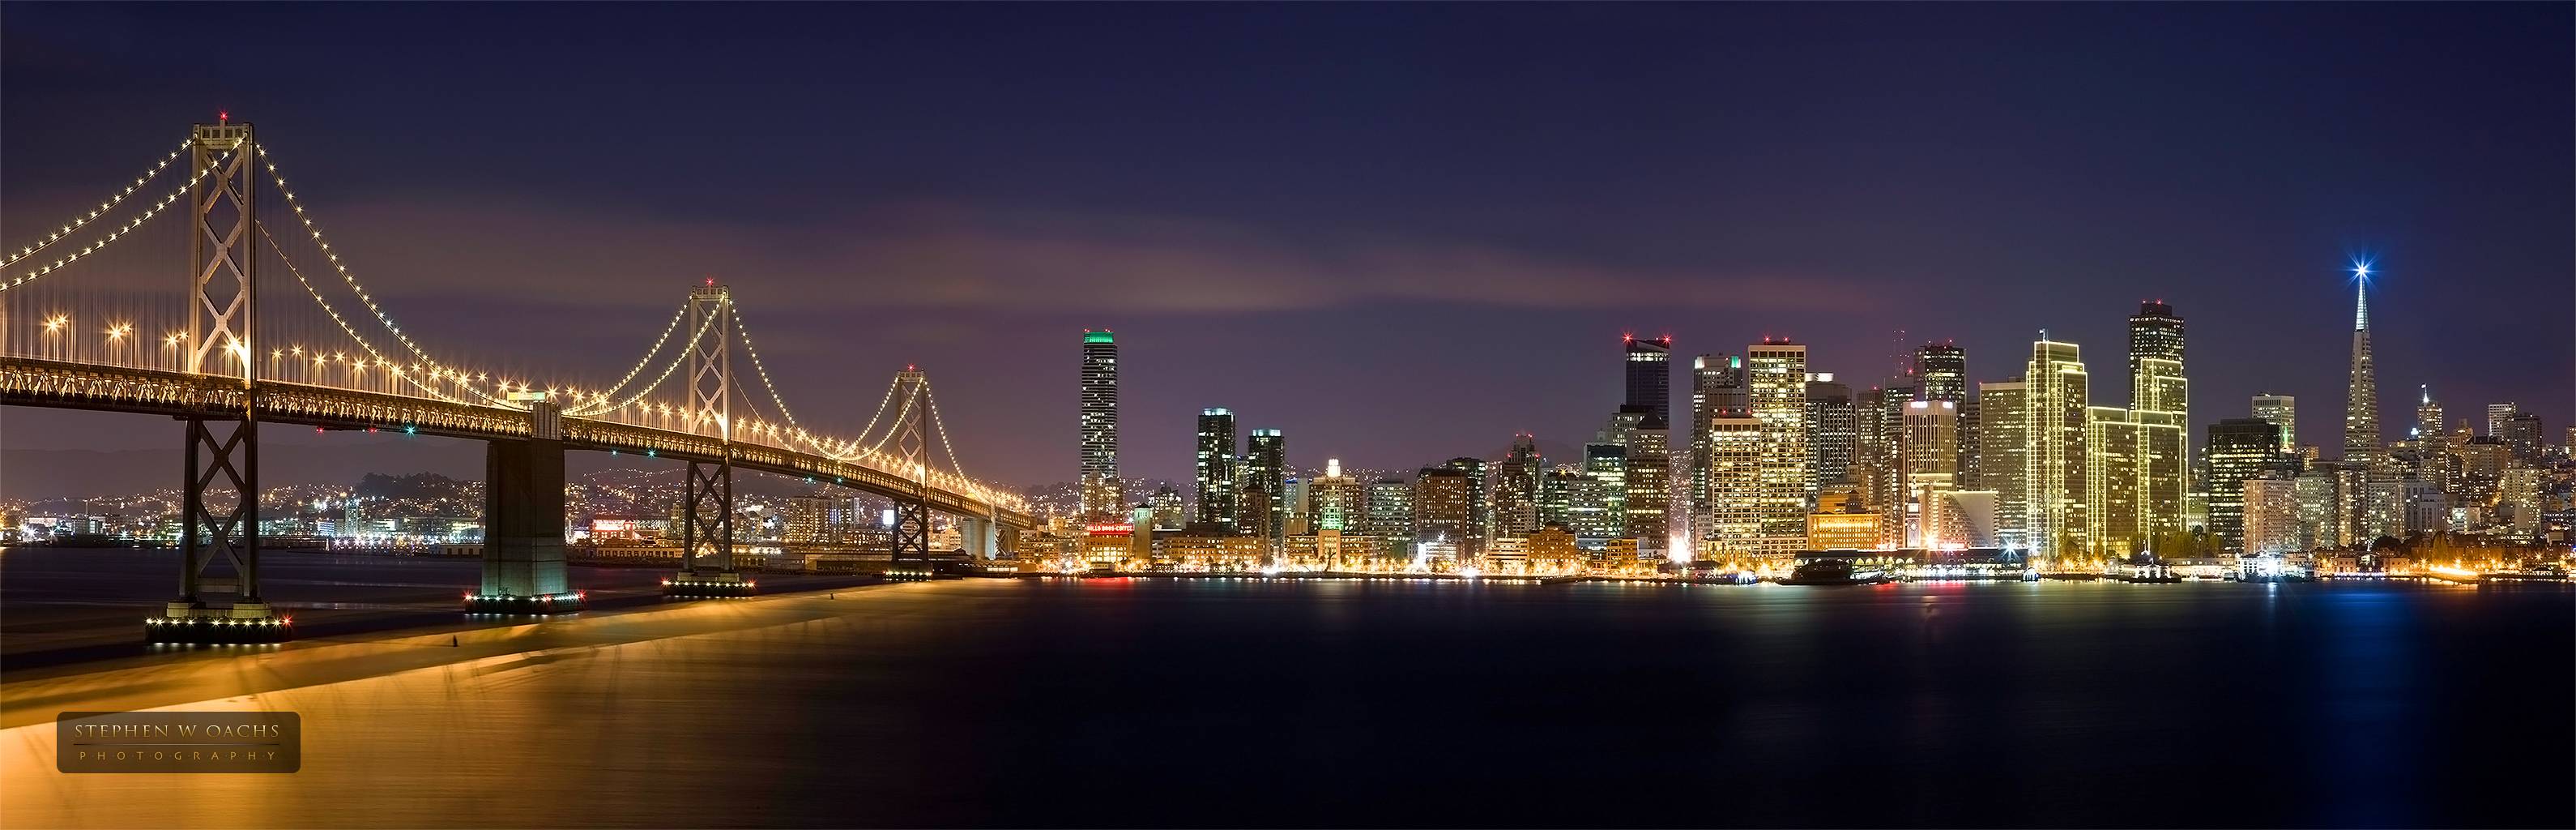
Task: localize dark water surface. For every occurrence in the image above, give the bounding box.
[6,577,2569,828]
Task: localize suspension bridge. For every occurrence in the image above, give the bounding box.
[1,118,1033,643]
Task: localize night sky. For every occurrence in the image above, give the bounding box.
[3,3,2570,489]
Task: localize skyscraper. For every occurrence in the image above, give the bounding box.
[2207,418,2286,553]
[1619,336,1673,558]
[2344,264,2380,468]
[1194,408,1238,530]
[1443,456,1492,558]
[1308,458,1363,532]
[2413,387,2448,487]
[1913,343,1968,404]
[2025,337,2090,558]
[1243,429,1286,542]
[1691,353,1746,550]
[1413,467,1475,559]
[1365,477,1414,552]
[1624,335,1673,430]
[1572,443,1627,546]
[1495,434,1542,538]
[1804,375,1855,495]
[1078,331,1121,519]
[2486,402,2518,437]
[2497,411,2544,462]
[1977,380,2029,551]
[2127,302,2187,415]
[1702,414,1765,555]
[1746,340,1810,553]
[2253,394,2297,454]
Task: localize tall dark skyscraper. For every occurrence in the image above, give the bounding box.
[2128,301,2187,414]
[2344,265,2380,468]
[1496,433,1542,538]
[1243,428,1286,542]
[2206,417,2285,553]
[1619,335,1673,557]
[1078,330,1121,520]
[1195,408,1238,529]
[1913,342,1968,404]
[1625,335,1674,430]
[1689,353,1745,552]
[1804,376,1855,494]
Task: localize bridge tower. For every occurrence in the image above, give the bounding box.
[149,119,289,643]
[886,366,936,578]
[666,282,754,597]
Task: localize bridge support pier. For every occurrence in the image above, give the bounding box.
[147,415,292,644]
[667,458,755,597]
[888,496,933,580]
[961,516,996,561]
[466,408,584,614]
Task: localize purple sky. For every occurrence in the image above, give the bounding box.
[3,4,2570,489]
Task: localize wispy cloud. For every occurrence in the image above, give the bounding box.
[305,195,1900,316]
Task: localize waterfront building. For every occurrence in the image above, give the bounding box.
[1693,353,1748,550]
[2087,407,2186,558]
[1748,340,1812,549]
[1414,466,1478,560]
[1570,443,1627,548]
[1308,458,1363,532]
[1979,379,2030,551]
[1147,485,1185,531]
[1701,415,1767,556]
[2024,337,2091,558]
[1243,429,1287,542]
[1495,434,1542,538]
[1622,336,1674,559]
[1079,330,1122,520]
[1195,408,1239,531]
[1806,375,1856,498]
[2253,394,2297,454]
[1443,456,1493,556]
[1525,524,1586,574]
[1805,509,1879,551]
[1365,477,1414,554]
[1934,490,2001,549]
[2242,476,2301,554]
[2206,417,2285,553]
[1537,468,1576,529]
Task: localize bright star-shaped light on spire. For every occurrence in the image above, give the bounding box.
[2351,260,2371,280]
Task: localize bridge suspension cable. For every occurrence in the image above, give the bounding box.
[570,301,726,417]
[4,148,231,293]
[581,301,693,404]
[256,142,488,386]
[258,221,489,406]
[2,139,191,271]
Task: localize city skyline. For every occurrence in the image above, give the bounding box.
[3,3,2570,490]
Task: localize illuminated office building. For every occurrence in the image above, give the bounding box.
[2344,267,2380,469]
[2412,388,2449,487]
[1495,434,1542,538]
[2127,302,2188,415]
[1078,331,1122,519]
[1366,477,1414,554]
[1308,458,1363,533]
[2205,417,2284,553]
[1442,456,1492,556]
[1913,342,1968,404]
[2486,402,2518,438]
[2087,406,2185,558]
[2253,394,2297,455]
[1747,340,1811,551]
[2497,411,2544,462]
[1194,408,1238,530]
[1571,443,1627,547]
[1619,336,1673,559]
[2241,477,2301,555]
[1701,415,1766,555]
[1691,353,1746,549]
[2024,337,2090,558]
[1243,429,1286,542]
[1979,379,2030,551]
[1805,375,1856,498]
[1413,467,1476,558]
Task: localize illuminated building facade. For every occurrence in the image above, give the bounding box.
[1701,415,1765,555]
[1571,443,1627,547]
[2241,477,2301,554]
[1243,428,1286,542]
[1078,331,1121,519]
[1365,477,1414,552]
[1618,336,1673,559]
[2344,268,2380,469]
[1691,353,1746,550]
[2253,394,2297,455]
[1806,510,1879,550]
[2024,337,2089,558]
[1747,340,1811,550]
[1495,434,1542,538]
[1194,408,1238,530]
[1308,458,1363,532]
[2086,406,2185,557]
[1805,375,1855,498]
[1414,466,1476,559]
[1977,380,2030,551]
[2127,302,2188,415]
[2205,417,2284,553]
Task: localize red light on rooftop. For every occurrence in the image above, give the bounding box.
[218,110,228,123]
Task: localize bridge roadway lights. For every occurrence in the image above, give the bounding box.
[663,571,757,598]
[145,604,292,644]
[463,591,587,614]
